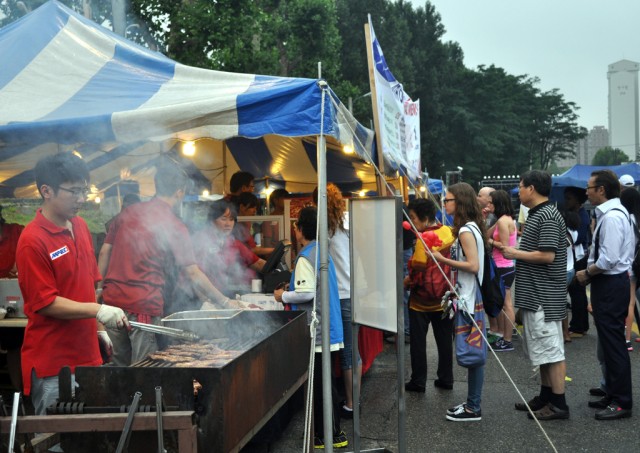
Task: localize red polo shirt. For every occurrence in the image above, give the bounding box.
[16,210,101,395]
[192,226,259,296]
[102,198,196,316]
[0,222,24,277]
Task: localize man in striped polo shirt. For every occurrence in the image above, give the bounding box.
[501,170,569,420]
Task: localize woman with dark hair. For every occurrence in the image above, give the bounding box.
[620,188,640,349]
[432,183,487,421]
[404,198,455,393]
[192,199,265,297]
[564,186,590,337]
[486,190,517,351]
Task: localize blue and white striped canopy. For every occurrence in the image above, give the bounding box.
[0,0,379,198]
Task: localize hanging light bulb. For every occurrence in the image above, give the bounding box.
[182,141,196,156]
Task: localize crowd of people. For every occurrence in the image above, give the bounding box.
[402,169,637,423]
[5,152,639,452]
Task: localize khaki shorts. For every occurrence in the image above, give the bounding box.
[521,306,565,366]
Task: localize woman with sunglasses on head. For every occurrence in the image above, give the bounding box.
[431,183,488,421]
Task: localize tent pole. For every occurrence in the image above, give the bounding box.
[318,132,332,452]
[222,142,228,195]
[364,19,387,196]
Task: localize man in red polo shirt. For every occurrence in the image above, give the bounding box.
[99,159,241,366]
[16,153,129,415]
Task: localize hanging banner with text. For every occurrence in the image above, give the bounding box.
[367,17,421,180]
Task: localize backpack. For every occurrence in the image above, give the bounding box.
[408,225,455,304]
[462,224,510,318]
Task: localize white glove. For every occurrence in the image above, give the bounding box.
[97,331,113,362]
[96,304,130,330]
[200,300,218,311]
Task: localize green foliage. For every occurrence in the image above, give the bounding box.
[0,200,108,233]
[0,0,588,188]
[592,147,630,166]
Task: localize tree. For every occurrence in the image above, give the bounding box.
[592,147,630,166]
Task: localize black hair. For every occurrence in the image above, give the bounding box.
[591,170,620,200]
[154,159,190,197]
[490,189,515,218]
[520,170,551,197]
[270,188,289,206]
[562,210,580,231]
[621,188,640,223]
[208,199,238,222]
[122,193,141,209]
[229,171,255,193]
[237,192,258,209]
[563,186,588,205]
[407,198,437,222]
[297,206,317,240]
[34,152,90,198]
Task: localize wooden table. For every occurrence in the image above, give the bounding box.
[0,318,27,328]
[0,412,198,453]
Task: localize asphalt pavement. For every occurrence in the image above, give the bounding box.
[251,320,639,453]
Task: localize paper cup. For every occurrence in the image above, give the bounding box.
[251,279,263,293]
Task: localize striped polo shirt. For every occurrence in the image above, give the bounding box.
[514,201,567,321]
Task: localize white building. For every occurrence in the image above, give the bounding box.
[608,59,639,161]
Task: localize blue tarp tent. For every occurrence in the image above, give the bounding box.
[552,163,640,188]
[427,178,444,194]
[550,163,640,202]
[0,1,379,198]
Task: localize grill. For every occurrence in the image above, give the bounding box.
[67,310,309,453]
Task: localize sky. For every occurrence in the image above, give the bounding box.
[407,0,640,130]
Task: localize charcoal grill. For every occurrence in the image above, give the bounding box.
[70,310,309,453]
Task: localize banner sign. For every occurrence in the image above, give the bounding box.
[368,17,421,180]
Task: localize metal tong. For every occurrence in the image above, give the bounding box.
[8,392,19,453]
[129,321,200,342]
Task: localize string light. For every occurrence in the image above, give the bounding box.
[94,196,101,204]
[182,141,196,156]
[202,190,210,197]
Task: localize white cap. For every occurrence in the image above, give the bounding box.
[619,174,635,187]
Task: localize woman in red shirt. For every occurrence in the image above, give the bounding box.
[0,206,24,278]
[192,200,266,297]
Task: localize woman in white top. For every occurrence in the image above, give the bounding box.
[432,183,487,421]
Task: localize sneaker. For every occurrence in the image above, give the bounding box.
[314,431,349,449]
[446,402,466,416]
[446,403,481,422]
[339,402,354,419]
[526,402,570,420]
[627,341,633,351]
[487,332,502,344]
[493,339,514,352]
[589,387,607,397]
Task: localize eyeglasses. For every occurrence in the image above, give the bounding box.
[58,186,91,198]
[443,198,456,204]
[586,185,601,191]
